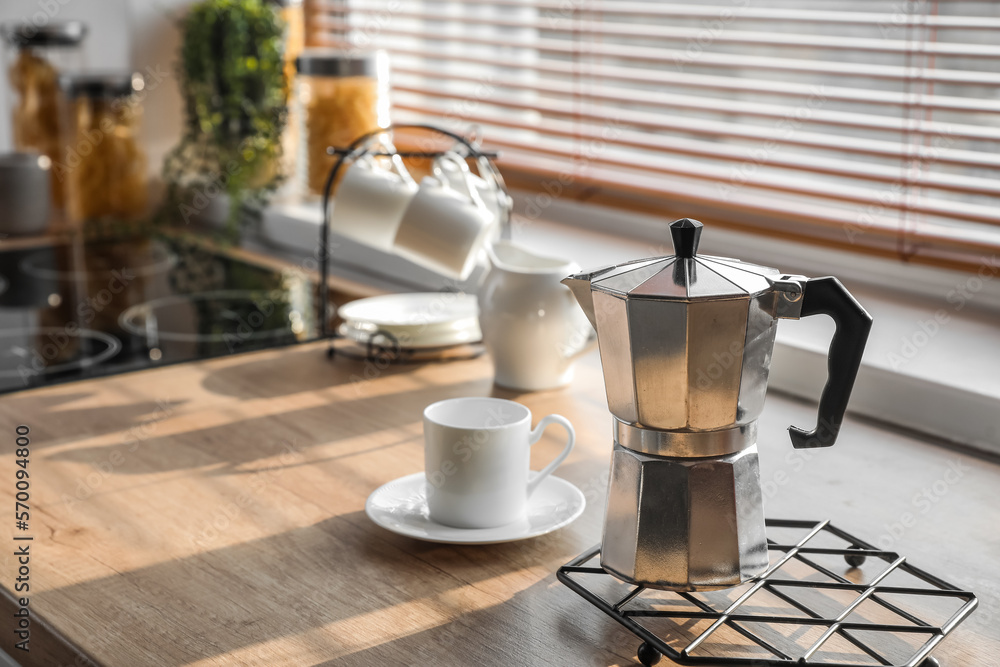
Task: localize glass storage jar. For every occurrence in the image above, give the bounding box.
[1,21,87,208]
[58,72,147,230]
[294,49,389,197]
[273,0,304,93]
[272,0,304,186]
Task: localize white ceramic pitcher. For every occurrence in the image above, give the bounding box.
[478,241,596,391]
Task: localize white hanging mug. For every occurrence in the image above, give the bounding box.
[330,153,418,251]
[393,153,495,280]
[435,152,508,237]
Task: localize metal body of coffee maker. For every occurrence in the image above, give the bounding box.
[563,219,872,591]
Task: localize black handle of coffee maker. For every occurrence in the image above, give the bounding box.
[788,277,873,449]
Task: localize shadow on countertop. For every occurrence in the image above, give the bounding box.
[31,510,622,666]
[199,344,423,399]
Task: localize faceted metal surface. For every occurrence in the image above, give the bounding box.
[736,293,779,423]
[566,258,810,432]
[686,298,749,428]
[589,254,778,301]
[592,290,638,423]
[600,441,769,591]
[591,294,756,431]
[562,257,665,329]
[699,257,775,294]
[627,298,690,428]
[597,258,675,296]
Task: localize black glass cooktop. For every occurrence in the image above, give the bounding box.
[0,234,329,395]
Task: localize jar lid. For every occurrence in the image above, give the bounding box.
[1,21,87,47]
[59,72,144,99]
[295,49,387,77]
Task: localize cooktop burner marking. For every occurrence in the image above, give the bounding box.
[119,290,305,343]
[20,242,178,281]
[0,328,122,379]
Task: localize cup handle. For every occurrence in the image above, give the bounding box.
[389,153,418,188]
[527,414,575,496]
[435,152,489,212]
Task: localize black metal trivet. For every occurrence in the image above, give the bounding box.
[558,519,977,667]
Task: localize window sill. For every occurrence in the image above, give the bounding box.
[254,196,1000,457]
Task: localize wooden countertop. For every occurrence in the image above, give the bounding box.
[0,344,997,666]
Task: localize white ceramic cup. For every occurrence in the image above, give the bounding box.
[330,154,417,251]
[423,397,575,529]
[393,154,495,280]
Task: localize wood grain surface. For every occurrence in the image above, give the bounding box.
[0,342,996,666]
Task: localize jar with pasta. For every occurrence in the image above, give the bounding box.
[1,21,87,209]
[271,0,304,186]
[58,72,147,230]
[294,49,389,198]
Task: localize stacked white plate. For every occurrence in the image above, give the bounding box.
[337,293,481,349]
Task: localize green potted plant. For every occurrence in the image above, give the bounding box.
[162,0,287,238]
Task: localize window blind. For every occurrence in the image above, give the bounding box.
[304,0,1000,269]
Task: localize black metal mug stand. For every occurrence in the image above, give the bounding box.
[558,518,977,667]
[317,124,511,361]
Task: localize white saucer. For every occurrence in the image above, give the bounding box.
[338,293,479,331]
[365,472,586,545]
[338,293,482,349]
[338,320,481,349]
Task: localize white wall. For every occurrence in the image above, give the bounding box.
[126,0,188,180]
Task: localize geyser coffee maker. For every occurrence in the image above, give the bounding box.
[564,219,872,591]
